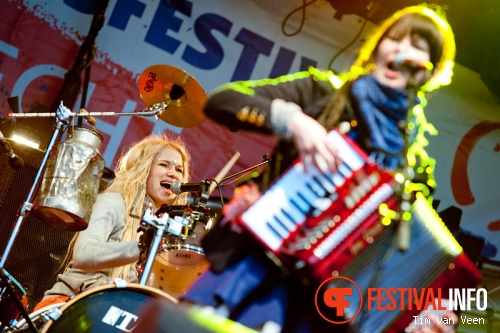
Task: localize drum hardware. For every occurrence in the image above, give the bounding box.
[136,174,216,298]
[4,63,209,231]
[136,203,190,285]
[0,64,207,331]
[137,202,216,299]
[136,201,216,296]
[0,269,29,331]
[4,302,64,333]
[137,154,274,299]
[1,101,146,331]
[0,102,75,333]
[10,64,208,129]
[8,104,167,121]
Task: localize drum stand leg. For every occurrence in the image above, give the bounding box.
[139,222,167,286]
[0,115,69,333]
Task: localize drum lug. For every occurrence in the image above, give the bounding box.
[43,308,63,322]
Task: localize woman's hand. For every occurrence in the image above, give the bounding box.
[289,112,339,173]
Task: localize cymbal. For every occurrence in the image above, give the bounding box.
[138,64,207,128]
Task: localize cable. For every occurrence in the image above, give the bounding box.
[328,18,367,71]
[281,0,317,37]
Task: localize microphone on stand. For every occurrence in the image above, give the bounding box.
[0,131,24,169]
[163,181,206,195]
[393,53,433,73]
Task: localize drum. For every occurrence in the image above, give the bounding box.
[40,284,177,333]
[147,206,214,299]
[0,270,28,329]
[32,126,105,231]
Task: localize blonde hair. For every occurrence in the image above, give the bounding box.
[106,134,191,281]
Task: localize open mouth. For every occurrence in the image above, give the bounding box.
[387,61,400,72]
[384,62,403,80]
[160,182,171,189]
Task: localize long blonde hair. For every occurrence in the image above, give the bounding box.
[105,135,191,281]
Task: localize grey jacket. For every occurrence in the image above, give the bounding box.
[42,192,140,299]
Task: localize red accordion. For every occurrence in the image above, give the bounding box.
[239,130,399,279]
[238,130,481,332]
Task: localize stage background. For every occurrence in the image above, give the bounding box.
[1,1,499,320]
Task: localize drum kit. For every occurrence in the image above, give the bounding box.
[0,64,266,332]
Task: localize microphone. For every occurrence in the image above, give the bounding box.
[393,53,433,72]
[164,181,205,195]
[0,131,24,169]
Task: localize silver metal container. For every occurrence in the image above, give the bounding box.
[32,127,105,231]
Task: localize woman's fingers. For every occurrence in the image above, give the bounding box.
[291,113,339,173]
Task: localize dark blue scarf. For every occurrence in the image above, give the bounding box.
[350,74,415,170]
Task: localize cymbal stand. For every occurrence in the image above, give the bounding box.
[8,101,171,120]
[0,102,73,333]
[0,100,172,331]
[0,102,74,267]
[5,100,169,280]
[3,102,170,268]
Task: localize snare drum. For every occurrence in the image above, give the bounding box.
[147,206,214,299]
[0,270,28,329]
[40,284,177,333]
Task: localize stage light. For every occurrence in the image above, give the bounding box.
[10,132,40,149]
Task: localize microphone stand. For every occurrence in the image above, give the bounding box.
[137,155,272,286]
[219,154,272,186]
[0,103,72,333]
[356,72,423,332]
[196,154,272,209]
[2,102,169,266]
[189,179,214,209]
[396,74,420,252]
[1,102,169,332]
